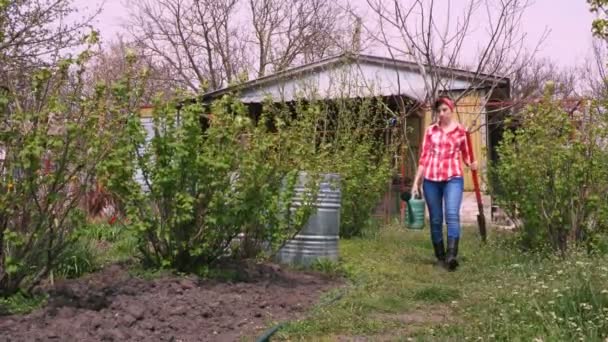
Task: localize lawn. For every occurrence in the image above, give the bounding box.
[275,225,608,341]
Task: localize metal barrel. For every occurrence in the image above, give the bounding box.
[134,117,155,192]
[277,172,341,266]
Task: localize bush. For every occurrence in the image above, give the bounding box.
[301,98,395,238]
[0,39,145,296]
[105,96,319,271]
[337,141,391,238]
[490,89,608,254]
[104,92,397,271]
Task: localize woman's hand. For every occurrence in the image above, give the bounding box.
[411,183,420,198]
[469,161,478,171]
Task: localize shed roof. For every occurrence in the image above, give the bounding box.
[201,53,509,104]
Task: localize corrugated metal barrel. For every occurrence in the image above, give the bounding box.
[277,172,341,266]
[135,117,155,192]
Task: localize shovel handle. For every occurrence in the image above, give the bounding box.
[465,131,482,205]
[466,130,487,242]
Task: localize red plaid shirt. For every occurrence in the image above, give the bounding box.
[418,123,471,182]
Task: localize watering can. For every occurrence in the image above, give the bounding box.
[401,191,425,230]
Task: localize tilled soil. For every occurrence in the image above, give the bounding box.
[0,262,337,342]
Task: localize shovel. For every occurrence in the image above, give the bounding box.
[465,130,487,242]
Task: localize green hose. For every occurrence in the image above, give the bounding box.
[254,290,345,341]
[255,323,285,342]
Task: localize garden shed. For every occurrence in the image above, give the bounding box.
[145,53,511,223]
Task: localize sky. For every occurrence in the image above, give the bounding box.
[81,0,597,68]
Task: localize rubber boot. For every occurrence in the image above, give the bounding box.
[446,238,459,271]
[432,241,446,267]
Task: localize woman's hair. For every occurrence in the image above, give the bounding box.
[433,96,455,111]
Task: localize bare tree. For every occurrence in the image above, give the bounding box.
[249,0,358,77]
[126,0,351,92]
[579,38,608,97]
[508,54,578,108]
[86,36,179,102]
[0,0,100,111]
[364,0,545,131]
[126,0,241,92]
[0,0,98,67]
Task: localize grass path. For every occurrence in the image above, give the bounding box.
[275,225,608,341]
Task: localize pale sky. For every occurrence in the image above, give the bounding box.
[81,0,597,68]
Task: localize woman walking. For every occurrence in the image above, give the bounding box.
[411,96,477,271]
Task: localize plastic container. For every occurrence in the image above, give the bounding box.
[405,196,425,230]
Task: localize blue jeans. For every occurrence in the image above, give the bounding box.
[423,177,464,244]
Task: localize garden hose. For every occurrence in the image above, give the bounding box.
[254,289,346,342]
[255,323,285,342]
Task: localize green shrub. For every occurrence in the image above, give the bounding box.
[337,141,391,238]
[102,91,397,271]
[104,96,318,271]
[306,98,395,238]
[490,88,608,254]
[0,39,145,296]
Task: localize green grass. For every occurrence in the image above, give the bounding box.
[275,225,608,341]
[77,222,139,265]
[54,238,100,279]
[0,292,47,316]
[52,223,139,281]
[412,285,460,304]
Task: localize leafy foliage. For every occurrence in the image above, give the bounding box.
[103,91,397,272]
[294,98,395,238]
[0,38,146,296]
[490,87,608,254]
[104,95,322,271]
[590,0,608,38]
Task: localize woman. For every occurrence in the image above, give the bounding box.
[412,96,477,271]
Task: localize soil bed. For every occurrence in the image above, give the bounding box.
[0,262,337,342]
